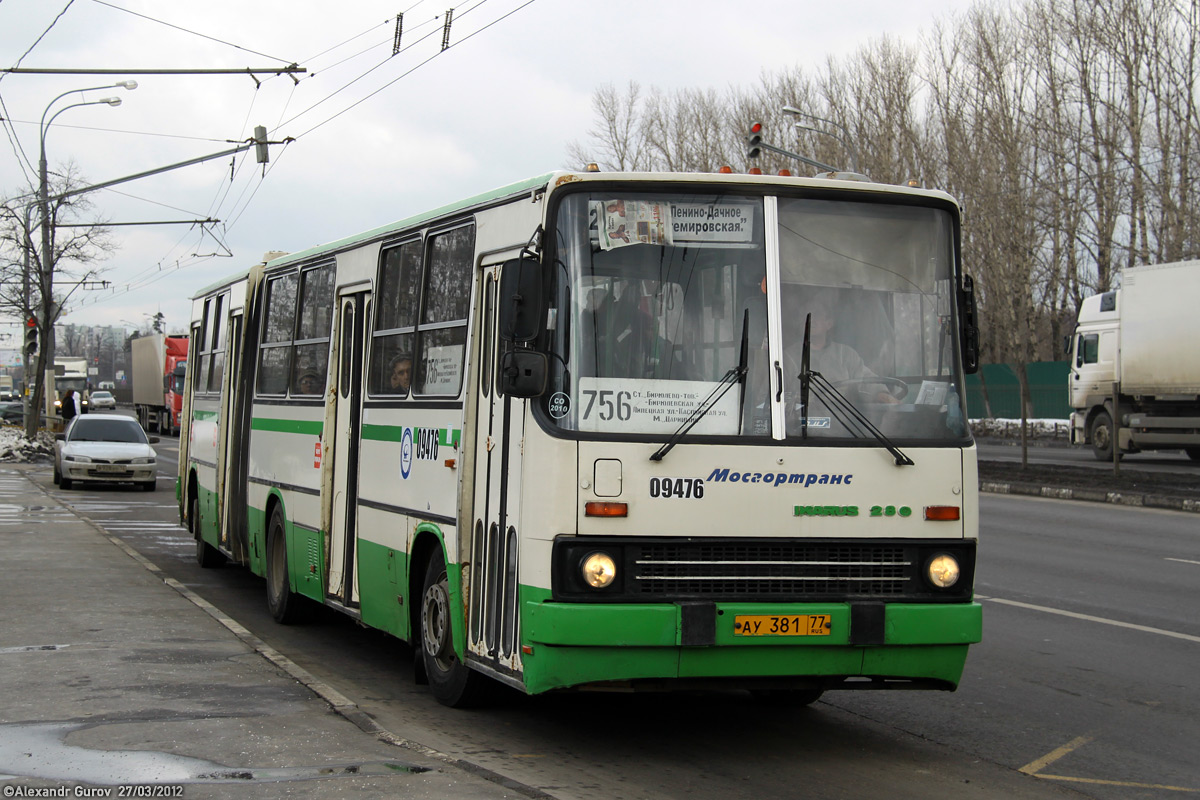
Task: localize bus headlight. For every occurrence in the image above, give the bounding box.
[581,552,617,589]
[926,554,961,588]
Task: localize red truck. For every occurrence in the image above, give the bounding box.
[131,334,189,435]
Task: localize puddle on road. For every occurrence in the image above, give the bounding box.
[0,722,426,784]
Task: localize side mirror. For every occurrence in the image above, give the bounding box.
[499,350,548,398]
[149,436,160,444]
[959,274,979,375]
[1062,335,1071,355]
[499,254,543,343]
[55,433,65,441]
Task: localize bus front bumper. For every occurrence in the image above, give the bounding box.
[519,599,982,695]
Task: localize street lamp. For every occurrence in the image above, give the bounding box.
[781,105,860,174]
[25,80,135,436]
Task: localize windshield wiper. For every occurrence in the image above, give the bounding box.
[801,370,915,466]
[650,310,749,462]
[799,312,812,439]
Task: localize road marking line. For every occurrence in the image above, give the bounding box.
[979,596,1200,644]
[1035,774,1199,792]
[1166,557,1200,566]
[1020,735,1092,775]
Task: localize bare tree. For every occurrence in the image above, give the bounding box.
[568,0,1200,401]
[0,162,116,436]
[565,81,651,171]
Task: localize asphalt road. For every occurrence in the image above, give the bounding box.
[29,421,1200,800]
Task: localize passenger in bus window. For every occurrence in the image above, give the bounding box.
[783,287,900,405]
[590,285,668,379]
[296,370,322,395]
[389,353,412,394]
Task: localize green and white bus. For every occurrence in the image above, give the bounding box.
[179,169,982,707]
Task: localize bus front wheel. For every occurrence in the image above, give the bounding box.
[420,557,488,708]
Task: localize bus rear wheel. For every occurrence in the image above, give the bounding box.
[192,495,225,569]
[420,557,488,707]
[266,506,305,624]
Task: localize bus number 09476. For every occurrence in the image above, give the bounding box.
[649,477,704,499]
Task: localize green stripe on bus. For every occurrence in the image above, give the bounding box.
[192,410,218,421]
[250,417,324,435]
[361,424,461,447]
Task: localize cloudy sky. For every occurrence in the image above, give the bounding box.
[1,0,973,344]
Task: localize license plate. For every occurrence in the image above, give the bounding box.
[95,464,127,473]
[734,614,831,637]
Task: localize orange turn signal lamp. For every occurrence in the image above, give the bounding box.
[924,505,961,521]
[585,501,628,517]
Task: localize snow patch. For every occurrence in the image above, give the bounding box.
[0,427,56,462]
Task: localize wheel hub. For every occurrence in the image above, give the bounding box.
[422,578,452,661]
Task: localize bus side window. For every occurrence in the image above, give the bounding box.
[370,240,421,396]
[417,225,475,396]
[257,273,298,395]
[290,263,335,396]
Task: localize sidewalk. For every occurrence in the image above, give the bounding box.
[0,463,525,799]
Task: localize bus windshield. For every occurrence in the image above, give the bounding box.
[548,191,769,437]
[545,190,969,444]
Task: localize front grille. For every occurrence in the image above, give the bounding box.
[634,542,909,597]
[552,538,975,603]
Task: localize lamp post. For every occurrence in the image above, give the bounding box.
[24,81,135,437]
[781,105,860,174]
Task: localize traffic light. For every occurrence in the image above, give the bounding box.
[23,316,38,356]
[745,121,763,159]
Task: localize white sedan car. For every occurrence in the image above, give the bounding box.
[54,415,159,491]
[89,390,117,410]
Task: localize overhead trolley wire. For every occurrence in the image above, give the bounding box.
[77,0,539,314]
[88,0,296,64]
[1,0,77,181]
[286,0,537,140]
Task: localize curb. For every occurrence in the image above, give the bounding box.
[15,463,555,800]
[980,481,1200,513]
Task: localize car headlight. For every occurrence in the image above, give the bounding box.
[926,553,961,588]
[131,457,155,465]
[64,454,92,463]
[581,552,617,589]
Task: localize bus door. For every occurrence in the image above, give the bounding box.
[467,267,523,673]
[328,290,369,607]
[219,312,251,562]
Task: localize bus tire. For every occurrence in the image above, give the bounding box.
[420,557,488,708]
[192,495,225,569]
[266,505,305,624]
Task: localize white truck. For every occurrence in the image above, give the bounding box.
[1068,260,1200,461]
[131,334,188,435]
[53,356,91,414]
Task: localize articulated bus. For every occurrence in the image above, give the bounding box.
[179,169,982,707]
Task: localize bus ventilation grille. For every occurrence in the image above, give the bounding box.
[632,542,911,599]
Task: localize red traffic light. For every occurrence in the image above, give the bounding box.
[26,316,37,327]
[749,121,762,135]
